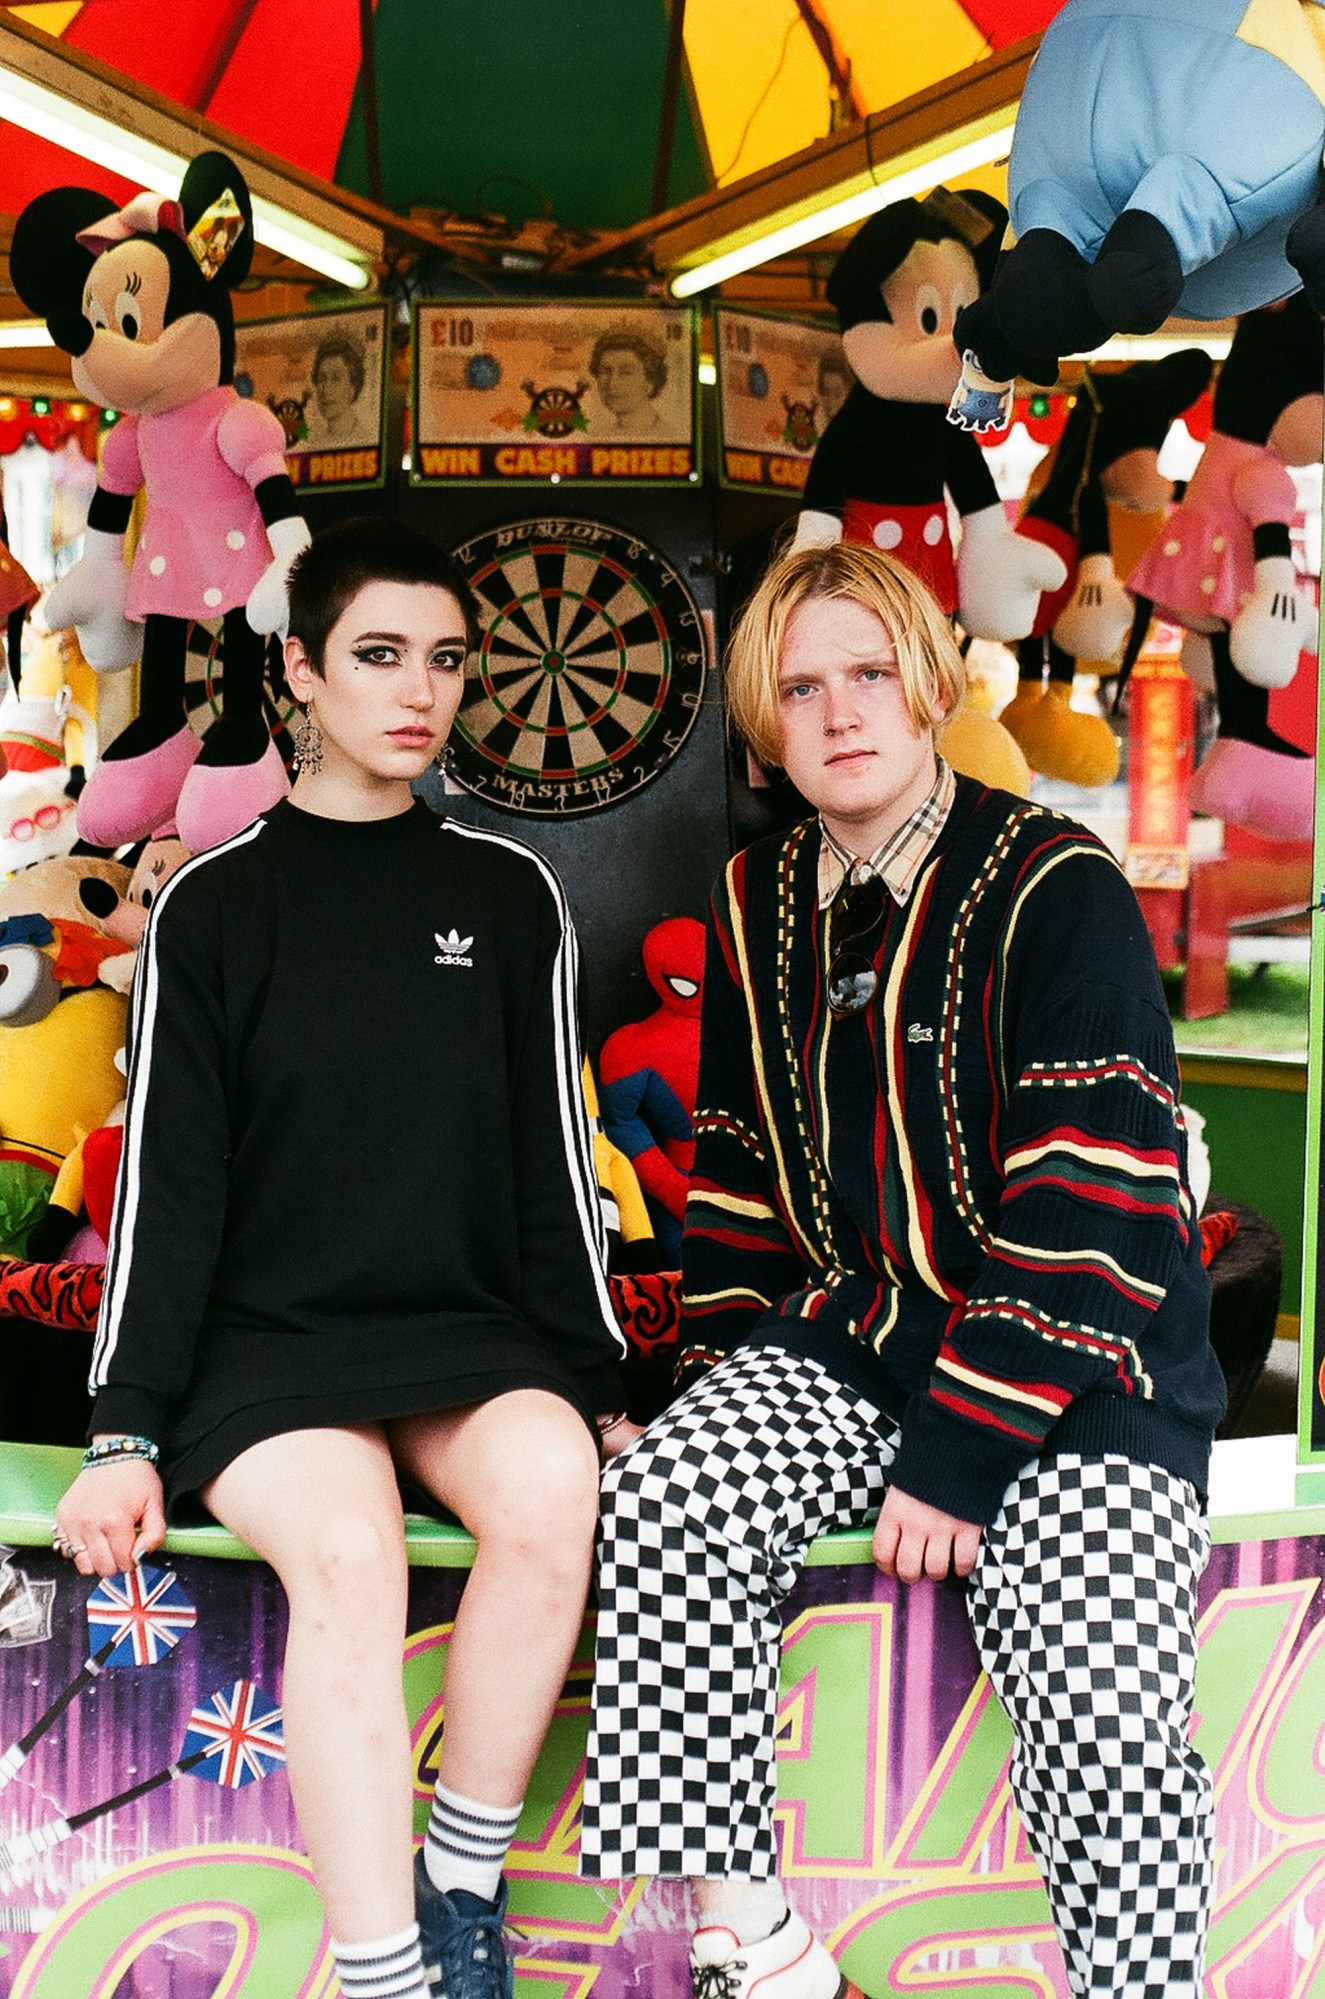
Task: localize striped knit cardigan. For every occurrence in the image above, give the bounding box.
[680,776,1225,1525]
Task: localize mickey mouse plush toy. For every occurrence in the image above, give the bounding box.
[9,151,310,852]
[797,190,1066,644]
[1005,348,1213,785]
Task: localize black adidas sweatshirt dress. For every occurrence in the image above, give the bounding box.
[89,798,626,1501]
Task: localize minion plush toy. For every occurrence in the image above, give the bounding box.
[950,0,1325,433]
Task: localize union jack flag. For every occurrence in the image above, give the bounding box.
[86,1565,197,1668]
[182,1681,285,1790]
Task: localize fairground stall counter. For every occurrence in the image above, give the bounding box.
[0,347,1315,1999]
[0,1425,1318,1995]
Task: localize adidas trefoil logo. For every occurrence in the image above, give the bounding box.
[434,928,474,968]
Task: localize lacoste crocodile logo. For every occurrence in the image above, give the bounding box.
[434,929,474,967]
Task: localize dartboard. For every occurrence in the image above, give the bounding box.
[183,621,297,769]
[448,518,707,816]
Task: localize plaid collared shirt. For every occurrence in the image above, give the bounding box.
[817,758,956,910]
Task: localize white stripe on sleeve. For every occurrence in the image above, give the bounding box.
[444,822,626,1357]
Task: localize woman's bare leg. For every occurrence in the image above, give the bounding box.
[202,1425,412,1941]
[390,1389,599,1805]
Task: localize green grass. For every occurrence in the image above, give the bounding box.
[1165,963,1311,1057]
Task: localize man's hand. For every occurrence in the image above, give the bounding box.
[872,1486,982,1582]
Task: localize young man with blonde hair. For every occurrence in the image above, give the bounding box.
[581,542,1224,1999]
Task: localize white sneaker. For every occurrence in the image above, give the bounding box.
[689,1909,861,1998]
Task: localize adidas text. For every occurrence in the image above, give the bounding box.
[435,928,474,968]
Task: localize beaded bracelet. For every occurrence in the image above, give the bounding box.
[595,1411,628,1436]
[81,1435,160,1471]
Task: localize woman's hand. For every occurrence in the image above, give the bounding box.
[54,1462,167,1578]
[600,1418,646,1460]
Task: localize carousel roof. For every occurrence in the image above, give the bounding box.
[0,0,1060,232]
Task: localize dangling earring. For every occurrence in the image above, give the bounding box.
[292,705,323,776]
[434,741,453,775]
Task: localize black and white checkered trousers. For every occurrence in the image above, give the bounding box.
[581,1345,1213,1999]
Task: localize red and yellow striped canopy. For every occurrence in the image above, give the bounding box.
[0,0,1059,231]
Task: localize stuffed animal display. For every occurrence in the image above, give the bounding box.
[598,916,704,1263]
[0,1256,104,1332]
[1005,349,1213,785]
[0,511,39,720]
[9,150,310,853]
[583,1057,655,1258]
[0,835,194,1277]
[0,854,129,1257]
[1127,294,1322,838]
[794,190,1065,793]
[949,0,1325,434]
[0,770,79,876]
[0,616,106,872]
[0,852,133,1025]
[797,190,1066,637]
[94,825,191,991]
[0,619,99,777]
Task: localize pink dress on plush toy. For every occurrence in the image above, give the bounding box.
[1130,430,1314,838]
[101,388,287,622]
[1127,431,1295,630]
[1122,294,1320,845]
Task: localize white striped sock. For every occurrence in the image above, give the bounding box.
[331,1922,429,1998]
[424,1782,522,1901]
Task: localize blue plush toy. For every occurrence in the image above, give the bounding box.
[950,0,1325,432]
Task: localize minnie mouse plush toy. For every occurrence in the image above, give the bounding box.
[9,151,310,852]
[1126,292,1322,839]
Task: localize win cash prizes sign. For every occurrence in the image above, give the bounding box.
[715,304,853,495]
[234,303,389,491]
[412,303,697,485]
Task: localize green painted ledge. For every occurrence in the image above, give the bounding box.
[8,1443,1325,1570]
[0,1444,479,1569]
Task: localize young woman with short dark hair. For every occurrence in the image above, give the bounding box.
[56,515,631,1999]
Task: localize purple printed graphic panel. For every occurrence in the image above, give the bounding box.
[0,1536,1319,1994]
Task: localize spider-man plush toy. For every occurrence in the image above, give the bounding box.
[597,917,705,1264]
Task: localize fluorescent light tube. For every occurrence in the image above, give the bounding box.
[0,66,373,290]
[1095,334,1232,361]
[670,120,1015,298]
[0,320,54,348]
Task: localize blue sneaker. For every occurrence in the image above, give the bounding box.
[414,1854,514,1999]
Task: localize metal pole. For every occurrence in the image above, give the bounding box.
[358,0,384,209]
[652,0,688,218]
